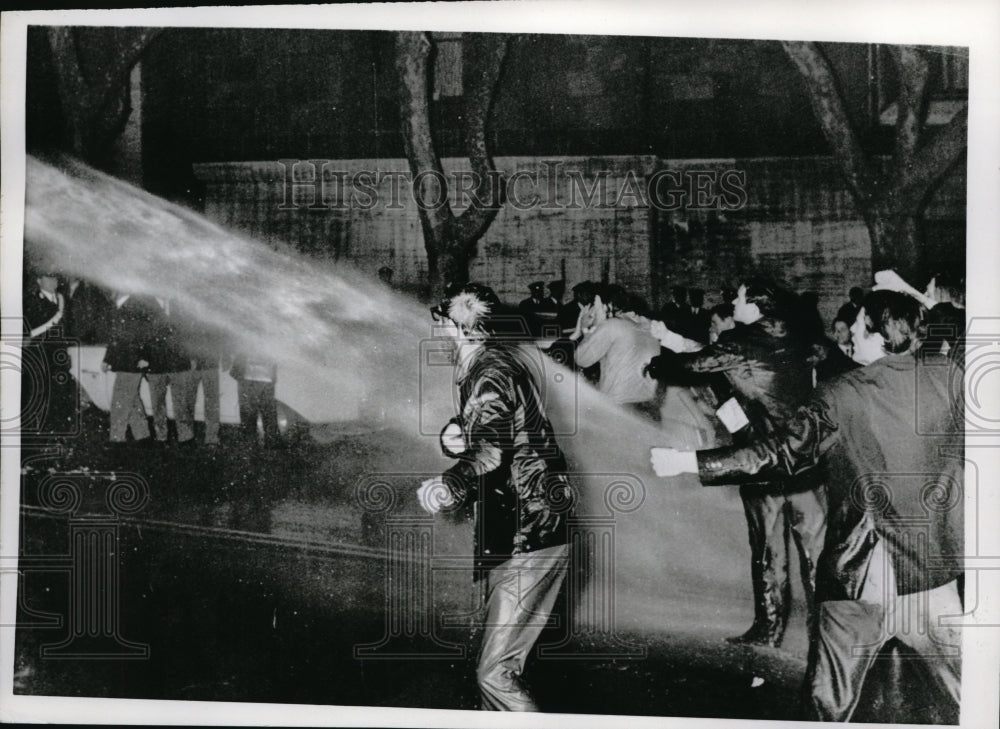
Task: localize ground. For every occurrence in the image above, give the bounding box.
[10,404,954,723]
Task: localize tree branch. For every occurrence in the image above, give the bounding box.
[394,31,455,250]
[47,27,162,158]
[452,33,509,248]
[47,27,91,153]
[890,103,968,212]
[91,28,164,121]
[781,41,877,203]
[889,45,931,176]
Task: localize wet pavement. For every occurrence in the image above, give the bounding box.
[13,406,812,719]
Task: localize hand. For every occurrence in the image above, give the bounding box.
[100,361,111,372]
[650,447,698,477]
[651,321,687,352]
[873,269,912,294]
[417,477,456,514]
[440,421,466,456]
[592,296,607,326]
[137,359,149,369]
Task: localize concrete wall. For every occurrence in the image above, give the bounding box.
[193,155,659,304]
[193,154,965,323]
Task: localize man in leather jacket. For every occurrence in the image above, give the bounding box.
[646,279,827,647]
[651,291,963,721]
[418,283,572,712]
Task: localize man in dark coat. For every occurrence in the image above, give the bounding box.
[814,315,860,382]
[102,293,158,443]
[22,271,77,434]
[835,286,865,329]
[658,285,688,331]
[419,283,572,711]
[145,299,191,443]
[651,291,962,721]
[518,281,558,338]
[645,278,826,648]
[171,305,225,446]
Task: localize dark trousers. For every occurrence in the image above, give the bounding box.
[477,544,569,711]
[173,367,220,443]
[740,483,827,645]
[237,379,278,444]
[148,371,193,441]
[804,542,961,721]
[108,371,150,442]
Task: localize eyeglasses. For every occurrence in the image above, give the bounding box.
[430,304,448,323]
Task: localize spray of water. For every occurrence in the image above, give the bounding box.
[23,155,754,639]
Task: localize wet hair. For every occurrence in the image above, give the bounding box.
[928,268,965,307]
[859,290,893,333]
[742,277,796,322]
[439,282,503,335]
[863,290,921,352]
[603,284,630,313]
[711,303,734,320]
[627,293,651,318]
[572,281,598,306]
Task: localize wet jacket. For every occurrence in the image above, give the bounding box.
[649,319,816,494]
[145,301,190,374]
[442,343,571,575]
[696,351,964,600]
[103,296,158,373]
[649,319,814,437]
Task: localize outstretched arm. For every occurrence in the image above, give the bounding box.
[650,394,841,484]
[873,269,937,310]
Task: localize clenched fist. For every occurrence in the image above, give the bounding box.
[417,477,456,514]
[649,447,698,477]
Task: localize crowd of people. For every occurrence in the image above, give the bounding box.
[21,272,281,449]
[22,263,966,718]
[421,268,965,718]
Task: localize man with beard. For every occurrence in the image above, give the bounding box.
[418,283,572,712]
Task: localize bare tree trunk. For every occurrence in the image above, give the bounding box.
[395,31,508,295]
[46,27,161,163]
[783,41,967,282]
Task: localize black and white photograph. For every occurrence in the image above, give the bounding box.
[1,2,998,727]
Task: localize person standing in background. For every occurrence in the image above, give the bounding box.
[102,292,157,445]
[230,352,280,447]
[146,298,191,444]
[22,271,77,434]
[171,306,224,447]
